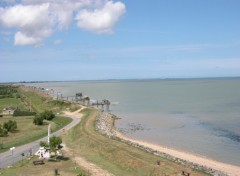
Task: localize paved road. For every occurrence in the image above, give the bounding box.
[0,113,80,168]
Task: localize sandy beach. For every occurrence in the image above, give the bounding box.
[116,131,240,176]
[96,112,240,176]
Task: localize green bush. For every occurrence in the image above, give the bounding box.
[3,120,17,132]
[40,110,55,120]
[13,110,36,116]
[0,124,8,137]
[33,114,44,125]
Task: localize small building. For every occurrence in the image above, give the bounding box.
[2,107,17,115]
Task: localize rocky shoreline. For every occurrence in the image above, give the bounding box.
[96,112,228,176]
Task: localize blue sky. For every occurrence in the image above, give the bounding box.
[1,0,240,82]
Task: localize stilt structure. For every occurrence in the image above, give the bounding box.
[75,93,83,102]
[82,96,90,106]
[92,99,111,111]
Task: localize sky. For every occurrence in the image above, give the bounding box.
[0,0,240,82]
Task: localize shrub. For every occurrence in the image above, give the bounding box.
[40,110,55,121]
[0,124,8,137]
[33,114,44,125]
[13,110,36,116]
[3,120,17,132]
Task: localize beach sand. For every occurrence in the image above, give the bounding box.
[114,130,240,176]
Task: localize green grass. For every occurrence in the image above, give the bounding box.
[64,108,209,176]
[0,85,75,152]
[0,115,72,153]
[0,98,26,113]
[19,87,80,113]
[0,154,87,176]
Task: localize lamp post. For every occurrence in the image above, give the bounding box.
[10,147,15,165]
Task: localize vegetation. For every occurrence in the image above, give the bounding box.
[3,120,17,132]
[0,124,8,137]
[40,110,55,120]
[0,85,18,99]
[0,85,73,152]
[40,136,63,159]
[0,85,26,114]
[19,86,79,113]
[0,153,87,176]
[64,108,208,176]
[13,110,36,116]
[33,114,44,125]
[0,115,71,152]
[33,110,55,125]
[0,120,17,137]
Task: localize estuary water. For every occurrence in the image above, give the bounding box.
[24,78,240,166]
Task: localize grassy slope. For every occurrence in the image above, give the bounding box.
[0,85,74,152]
[0,98,26,113]
[64,108,209,176]
[18,86,79,113]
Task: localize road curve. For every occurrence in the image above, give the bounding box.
[0,112,80,169]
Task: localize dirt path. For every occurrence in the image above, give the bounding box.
[63,146,114,176]
[63,109,114,176]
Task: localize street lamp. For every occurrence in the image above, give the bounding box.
[10,147,15,165]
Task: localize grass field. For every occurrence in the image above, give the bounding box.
[64,108,209,176]
[0,115,72,153]
[0,152,87,176]
[0,85,75,152]
[0,85,87,175]
[0,98,26,113]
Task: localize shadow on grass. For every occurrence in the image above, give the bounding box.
[48,156,70,162]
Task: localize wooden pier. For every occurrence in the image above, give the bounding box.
[42,89,112,111]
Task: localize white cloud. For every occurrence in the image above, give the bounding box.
[15,31,42,45]
[0,3,52,45]
[76,1,126,34]
[0,0,126,46]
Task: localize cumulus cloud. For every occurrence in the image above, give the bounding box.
[0,3,52,45]
[0,0,126,46]
[76,1,126,34]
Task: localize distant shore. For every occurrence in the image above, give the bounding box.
[96,112,240,176]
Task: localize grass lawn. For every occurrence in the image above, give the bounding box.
[0,115,72,153]
[64,108,209,176]
[0,152,87,176]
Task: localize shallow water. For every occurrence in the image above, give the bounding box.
[23,78,240,165]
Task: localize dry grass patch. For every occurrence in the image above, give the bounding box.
[0,151,87,176]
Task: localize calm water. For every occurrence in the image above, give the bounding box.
[24,78,240,165]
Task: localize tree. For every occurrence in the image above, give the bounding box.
[3,120,17,132]
[39,136,62,159]
[40,110,55,121]
[0,124,8,137]
[33,114,44,125]
[49,136,62,158]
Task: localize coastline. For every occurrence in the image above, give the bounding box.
[96,112,240,176]
[21,84,240,175]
